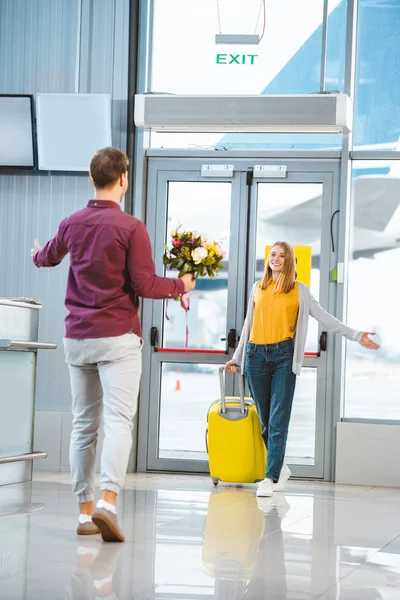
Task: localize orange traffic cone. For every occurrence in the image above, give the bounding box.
[175,370,182,392]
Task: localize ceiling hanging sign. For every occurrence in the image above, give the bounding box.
[214,0,266,50]
[215,34,260,45]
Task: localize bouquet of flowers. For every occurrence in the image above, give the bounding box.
[162,228,225,347]
[162,228,226,281]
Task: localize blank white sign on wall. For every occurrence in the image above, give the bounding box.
[0,96,35,167]
[35,93,112,171]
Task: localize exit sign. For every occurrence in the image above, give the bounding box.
[216,53,258,65]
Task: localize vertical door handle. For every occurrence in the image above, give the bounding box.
[227,328,237,349]
[150,326,159,351]
[220,329,237,354]
[318,331,327,355]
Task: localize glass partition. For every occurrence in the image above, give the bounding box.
[344,160,400,419]
[150,0,344,150]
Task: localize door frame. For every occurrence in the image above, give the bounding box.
[143,167,243,473]
[246,167,338,480]
[137,152,342,482]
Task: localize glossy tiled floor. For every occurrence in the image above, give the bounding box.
[1,473,400,599]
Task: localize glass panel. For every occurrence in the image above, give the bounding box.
[286,368,317,465]
[163,182,231,350]
[325,0,347,93]
[158,363,317,465]
[255,183,323,351]
[150,0,344,149]
[354,1,400,150]
[151,131,342,151]
[0,352,35,457]
[152,0,325,95]
[345,161,400,419]
[158,363,221,460]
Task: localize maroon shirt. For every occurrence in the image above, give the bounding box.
[33,200,184,339]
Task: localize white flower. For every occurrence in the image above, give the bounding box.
[191,246,208,265]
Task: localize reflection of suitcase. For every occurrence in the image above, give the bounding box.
[203,489,265,582]
[206,368,267,485]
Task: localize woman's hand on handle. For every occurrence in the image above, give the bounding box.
[359,332,380,350]
[224,360,239,374]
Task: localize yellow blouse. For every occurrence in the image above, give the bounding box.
[249,281,299,344]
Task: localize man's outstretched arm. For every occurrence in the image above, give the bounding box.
[32,221,68,268]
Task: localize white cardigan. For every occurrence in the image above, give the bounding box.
[232,281,362,376]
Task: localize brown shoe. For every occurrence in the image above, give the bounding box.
[76,520,100,535]
[91,507,125,543]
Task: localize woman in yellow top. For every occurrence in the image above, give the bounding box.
[225,241,379,498]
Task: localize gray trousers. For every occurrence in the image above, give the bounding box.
[64,333,142,503]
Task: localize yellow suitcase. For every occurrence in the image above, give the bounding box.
[206,368,267,485]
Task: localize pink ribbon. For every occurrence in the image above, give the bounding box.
[164,293,191,347]
[165,298,170,321]
[181,293,190,347]
[180,292,190,312]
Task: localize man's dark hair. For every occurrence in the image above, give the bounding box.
[89,147,129,189]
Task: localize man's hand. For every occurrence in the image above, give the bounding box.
[180,273,196,293]
[31,239,42,257]
[359,332,380,350]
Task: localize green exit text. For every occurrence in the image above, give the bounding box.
[216,54,258,65]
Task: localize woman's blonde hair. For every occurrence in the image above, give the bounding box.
[260,241,296,294]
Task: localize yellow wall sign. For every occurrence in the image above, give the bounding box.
[265,245,312,287]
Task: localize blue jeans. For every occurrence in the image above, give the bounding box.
[244,339,296,482]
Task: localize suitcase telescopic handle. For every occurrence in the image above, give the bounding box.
[219,366,246,415]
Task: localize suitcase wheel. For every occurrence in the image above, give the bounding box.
[212,478,219,487]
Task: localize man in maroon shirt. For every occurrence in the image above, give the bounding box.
[32,147,195,542]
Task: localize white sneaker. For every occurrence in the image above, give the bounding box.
[273,464,291,492]
[256,478,273,497]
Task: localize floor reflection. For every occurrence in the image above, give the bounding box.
[66,543,121,600]
[0,474,399,599]
[202,489,291,599]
